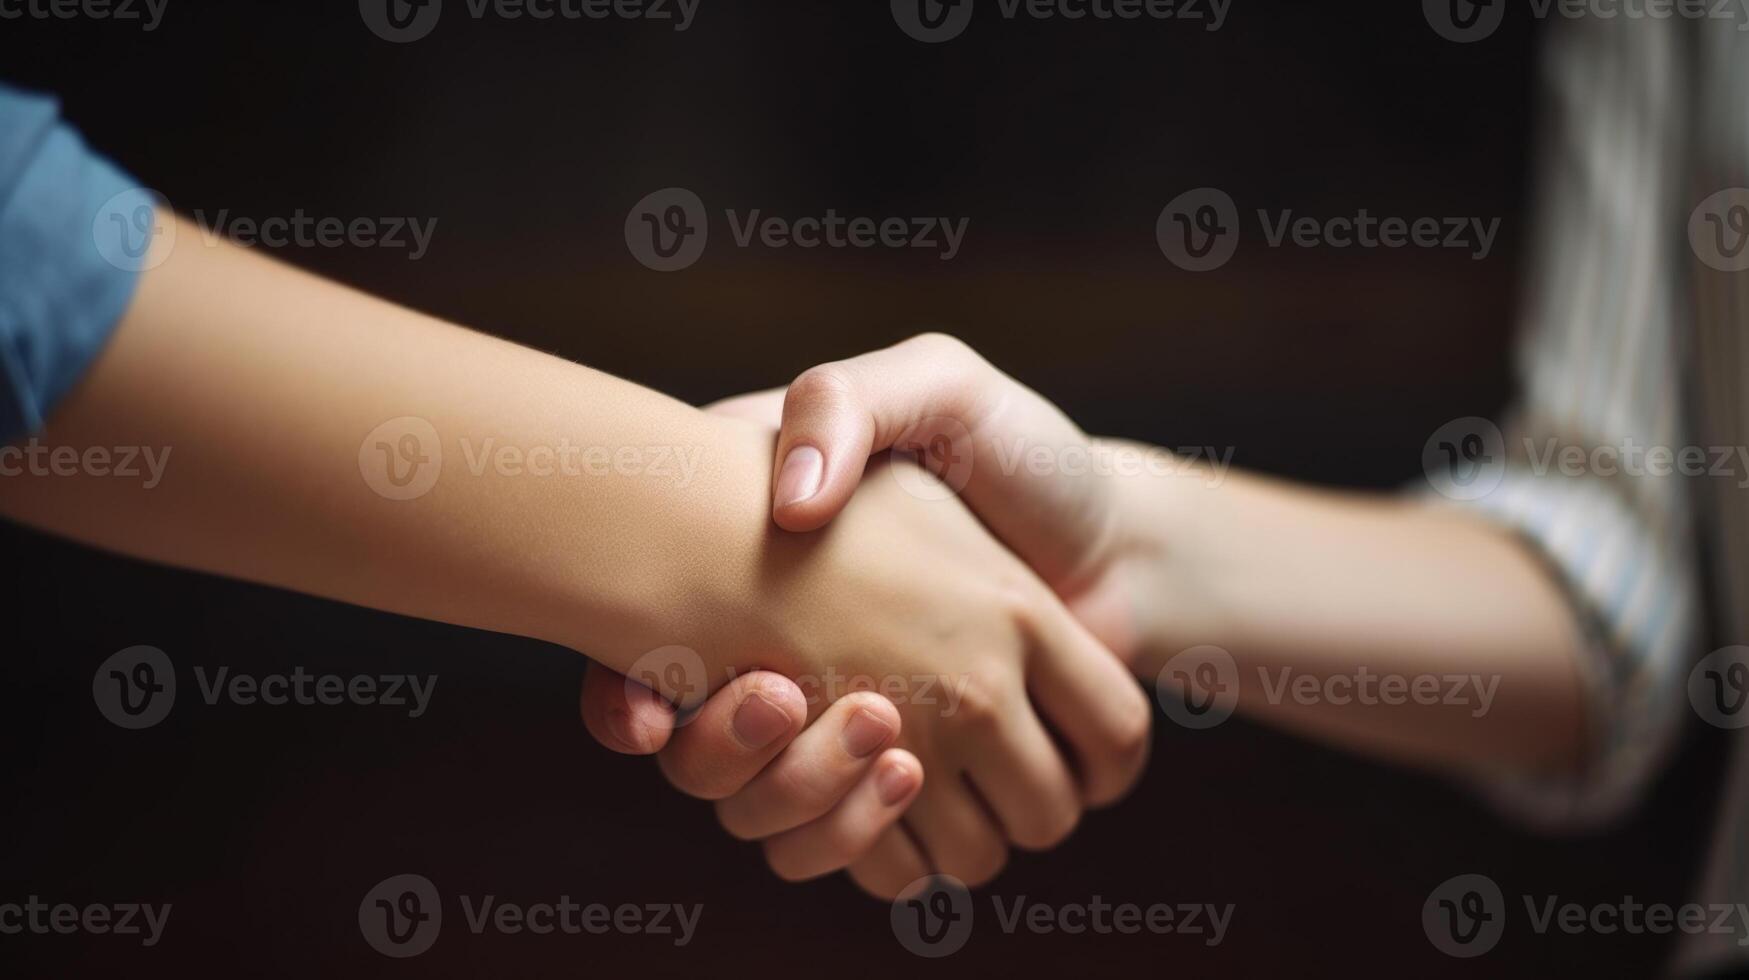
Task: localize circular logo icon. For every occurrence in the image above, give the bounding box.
[359,417,443,501]
[1690,646,1749,730]
[1423,873,1504,957]
[625,644,710,721]
[1156,645,1239,729]
[1423,416,1506,501]
[1423,0,1504,43]
[626,188,708,272]
[888,416,975,502]
[93,645,176,730]
[360,0,442,42]
[891,0,973,43]
[92,187,174,273]
[1689,189,1749,273]
[1156,188,1239,273]
[891,875,973,957]
[360,873,442,957]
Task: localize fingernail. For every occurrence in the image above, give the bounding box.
[606,705,649,753]
[842,708,893,759]
[775,445,824,509]
[876,761,917,806]
[732,692,791,750]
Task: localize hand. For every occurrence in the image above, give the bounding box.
[582,664,927,884]
[580,346,1161,896]
[753,332,1157,663]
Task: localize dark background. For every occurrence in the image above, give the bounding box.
[0,1,1725,975]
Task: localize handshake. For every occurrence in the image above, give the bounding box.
[580,333,1180,898]
[6,221,1586,909]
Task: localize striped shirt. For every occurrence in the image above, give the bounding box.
[1429,14,1749,975]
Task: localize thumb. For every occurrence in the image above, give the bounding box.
[580,661,679,756]
[770,333,996,532]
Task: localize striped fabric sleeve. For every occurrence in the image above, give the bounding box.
[1420,16,1701,828]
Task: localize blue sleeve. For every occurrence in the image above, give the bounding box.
[0,83,147,444]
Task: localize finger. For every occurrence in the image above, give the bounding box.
[902,776,1009,888]
[704,387,786,427]
[581,661,679,756]
[654,671,808,801]
[1024,602,1153,808]
[760,749,923,882]
[772,333,996,533]
[715,692,901,840]
[847,824,934,900]
[962,703,1082,851]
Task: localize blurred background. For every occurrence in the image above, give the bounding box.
[0,0,1724,975]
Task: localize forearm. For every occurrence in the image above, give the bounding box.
[0,216,778,680]
[1109,443,1589,775]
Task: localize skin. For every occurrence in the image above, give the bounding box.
[0,223,1150,892]
[584,332,1590,896]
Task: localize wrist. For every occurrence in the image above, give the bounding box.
[540,410,791,690]
[1092,438,1225,672]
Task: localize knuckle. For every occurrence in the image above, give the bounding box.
[765,757,839,822]
[1014,800,1082,852]
[948,671,1007,732]
[1084,709,1153,807]
[944,842,1008,889]
[713,799,762,843]
[787,363,856,406]
[764,841,826,884]
[906,331,973,362]
[657,749,733,802]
